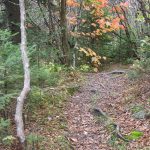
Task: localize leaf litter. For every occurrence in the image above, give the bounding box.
[66,71,150,150]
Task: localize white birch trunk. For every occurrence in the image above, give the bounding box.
[15,0,30,143]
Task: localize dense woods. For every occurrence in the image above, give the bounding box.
[0,0,150,149]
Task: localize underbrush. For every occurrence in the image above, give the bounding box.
[0,39,82,149]
[119,74,150,149]
[128,36,150,80]
[0,63,82,150]
[23,69,81,150]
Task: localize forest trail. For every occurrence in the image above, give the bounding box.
[66,70,150,150]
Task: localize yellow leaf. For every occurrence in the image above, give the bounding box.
[91,57,97,62]
[103,56,107,60]
[93,68,98,72]
[79,47,89,56]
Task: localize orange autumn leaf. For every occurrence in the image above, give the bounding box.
[120,15,125,20]
[114,5,122,12]
[111,17,121,30]
[67,0,79,7]
[96,19,105,28]
[120,25,125,30]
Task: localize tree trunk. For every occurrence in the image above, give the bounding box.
[4,0,21,43]
[15,0,30,147]
[60,0,70,65]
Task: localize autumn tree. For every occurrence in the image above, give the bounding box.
[67,0,129,69]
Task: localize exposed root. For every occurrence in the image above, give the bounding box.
[107,70,127,75]
[113,123,130,142]
[91,108,130,142]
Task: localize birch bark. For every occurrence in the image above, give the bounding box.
[15,0,30,144]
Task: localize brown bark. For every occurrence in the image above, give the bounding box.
[4,0,21,43]
[60,0,70,65]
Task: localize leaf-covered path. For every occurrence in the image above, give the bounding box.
[66,71,150,150]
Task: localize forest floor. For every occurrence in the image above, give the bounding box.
[66,65,150,150]
[1,65,150,150]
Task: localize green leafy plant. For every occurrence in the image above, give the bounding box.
[26,133,44,150]
[129,36,150,79]
[126,130,143,140]
[0,93,17,111]
[28,86,43,107]
[27,133,44,144]
[2,135,16,146]
[0,118,11,142]
[31,64,61,87]
[79,64,91,72]
[130,104,144,113]
[0,118,10,130]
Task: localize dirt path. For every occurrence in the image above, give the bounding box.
[66,71,150,150]
[66,71,128,150]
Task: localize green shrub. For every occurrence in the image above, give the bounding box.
[26,133,44,150]
[79,64,91,72]
[130,104,144,113]
[31,63,62,87]
[28,86,43,107]
[126,130,143,140]
[2,135,16,146]
[0,118,11,142]
[0,93,17,111]
[128,36,150,79]
[0,29,21,117]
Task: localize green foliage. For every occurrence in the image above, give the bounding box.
[128,36,150,79]
[67,86,80,95]
[126,131,143,140]
[79,64,91,72]
[0,30,20,68]
[0,29,22,113]
[0,93,17,111]
[130,104,144,113]
[108,135,127,150]
[2,135,16,146]
[128,69,140,80]
[123,58,134,65]
[28,86,43,107]
[27,133,44,144]
[0,118,11,143]
[0,118,10,130]
[31,63,64,87]
[26,133,44,150]
[28,84,69,110]
[27,29,60,64]
[28,63,66,110]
